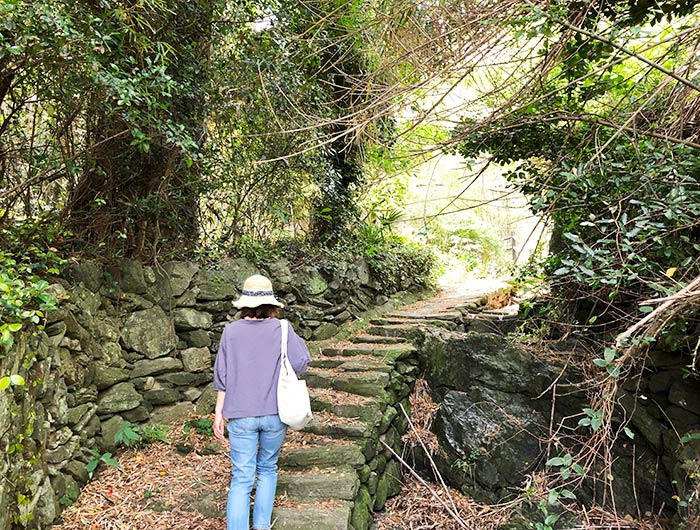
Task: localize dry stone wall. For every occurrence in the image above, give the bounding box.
[0,256,422,529]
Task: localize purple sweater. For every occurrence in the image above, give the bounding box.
[213,318,311,420]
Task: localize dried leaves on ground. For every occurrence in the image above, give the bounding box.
[55,421,228,530]
[374,475,666,530]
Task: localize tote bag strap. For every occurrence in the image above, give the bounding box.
[279,318,290,374]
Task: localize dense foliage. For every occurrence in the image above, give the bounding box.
[453,0,700,335]
[1,0,412,262]
[0,0,211,258]
[3,0,697,319]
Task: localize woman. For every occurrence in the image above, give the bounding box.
[213,274,311,530]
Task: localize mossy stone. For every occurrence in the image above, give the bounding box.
[349,486,372,530]
[373,474,389,511]
[358,465,371,483]
[379,406,398,433]
[366,473,378,495]
[384,460,403,497]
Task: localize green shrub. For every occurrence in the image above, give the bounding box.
[365,240,436,292]
[184,417,214,437]
[114,421,170,447]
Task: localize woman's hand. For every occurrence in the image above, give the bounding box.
[214,391,228,444]
[214,411,228,444]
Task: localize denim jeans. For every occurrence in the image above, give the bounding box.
[226,415,287,530]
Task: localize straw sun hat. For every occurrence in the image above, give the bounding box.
[233,274,284,309]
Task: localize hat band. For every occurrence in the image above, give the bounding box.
[241,289,274,296]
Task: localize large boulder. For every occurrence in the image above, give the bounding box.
[153,261,199,298]
[70,286,102,316]
[195,258,258,301]
[172,308,213,331]
[417,328,676,517]
[108,260,148,294]
[265,259,293,286]
[418,330,558,398]
[131,358,183,378]
[97,383,142,414]
[292,267,328,301]
[181,347,212,373]
[120,306,177,358]
[93,365,130,390]
[62,261,103,292]
[431,388,545,503]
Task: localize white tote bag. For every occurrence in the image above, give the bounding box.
[277,319,313,430]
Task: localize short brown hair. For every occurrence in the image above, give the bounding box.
[240,304,281,319]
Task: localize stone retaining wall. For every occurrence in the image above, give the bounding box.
[0,256,425,529]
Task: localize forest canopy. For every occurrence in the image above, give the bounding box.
[1,0,699,335]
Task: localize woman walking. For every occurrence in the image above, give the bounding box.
[213,274,311,530]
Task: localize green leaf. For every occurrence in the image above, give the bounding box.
[1,328,13,347]
[563,232,582,243]
[101,453,121,470]
[85,459,99,474]
[603,347,617,363]
[0,377,10,391]
[680,432,700,444]
[624,427,635,440]
[606,364,621,378]
[9,374,25,386]
[545,454,572,467]
[545,513,560,525]
[639,306,653,314]
[114,421,141,446]
[560,489,576,500]
[7,323,22,332]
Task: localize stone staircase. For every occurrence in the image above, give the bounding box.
[268,305,466,530]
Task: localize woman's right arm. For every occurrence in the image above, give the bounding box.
[214,391,227,443]
[213,328,229,443]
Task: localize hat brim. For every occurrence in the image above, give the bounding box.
[233,295,284,309]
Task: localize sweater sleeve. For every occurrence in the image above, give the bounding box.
[213,327,228,392]
[287,324,311,376]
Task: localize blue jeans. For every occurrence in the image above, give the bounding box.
[226,415,287,530]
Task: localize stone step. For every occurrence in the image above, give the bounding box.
[272,500,352,530]
[364,324,423,339]
[304,367,391,398]
[301,410,375,440]
[349,334,407,345]
[464,311,519,320]
[310,388,384,424]
[370,317,457,330]
[310,356,393,374]
[276,467,359,501]
[386,311,462,321]
[322,342,416,362]
[279,441,365,470]
[463,312,519,334]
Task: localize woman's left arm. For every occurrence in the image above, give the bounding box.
[287,325,311,375]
